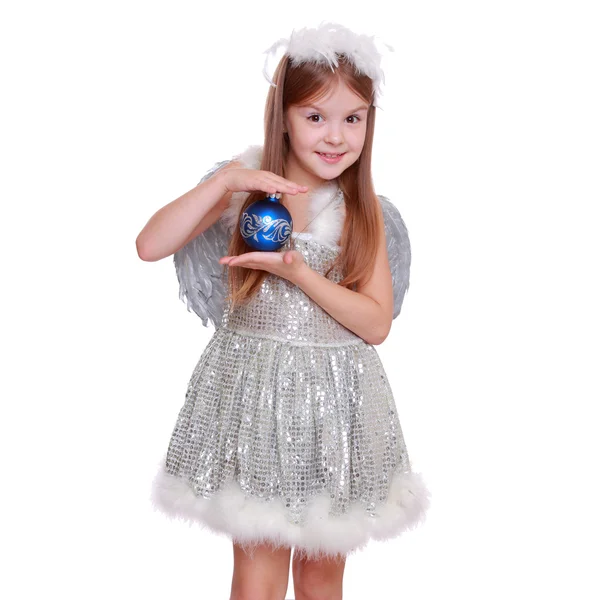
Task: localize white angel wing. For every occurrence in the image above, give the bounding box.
[173,159,232,328]
[378,196,412,318]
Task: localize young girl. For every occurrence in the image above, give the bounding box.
[138,22,430,600]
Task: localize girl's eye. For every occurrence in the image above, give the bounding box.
[307,114,360,123]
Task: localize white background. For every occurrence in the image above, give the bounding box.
[1,1,599,598]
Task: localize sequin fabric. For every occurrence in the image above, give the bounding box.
[160,234,423,544]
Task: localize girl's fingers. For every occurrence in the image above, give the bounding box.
[263,184,306,195]
[226,168,308,195]
[286,182,308,192]
[262,173,308,194]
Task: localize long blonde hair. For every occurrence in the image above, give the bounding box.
[227,54,384,307]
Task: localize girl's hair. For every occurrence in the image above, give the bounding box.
[226,54,384,307]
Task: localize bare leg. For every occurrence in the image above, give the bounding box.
[230,541,292,600]
[292,548,347,600]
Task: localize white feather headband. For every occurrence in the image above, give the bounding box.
[262,22,393,107]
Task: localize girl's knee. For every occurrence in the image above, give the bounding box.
[292,552,346,600]
[230,583,287,600]
[231,574,289,600]
[231,541,291,600]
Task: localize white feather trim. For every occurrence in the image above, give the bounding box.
[234,144,264,170]
[262,22,394,107]
[150,453,431,560]
[218,145,345,247]
[307,183,345,248]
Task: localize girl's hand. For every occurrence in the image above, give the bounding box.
[218,167,308,196]
[219,250,307,284]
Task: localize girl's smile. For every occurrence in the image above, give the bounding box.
[316,152,346,164]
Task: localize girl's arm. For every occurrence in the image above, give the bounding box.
[293,224,394,345]
[135,164,238,262]
[221,219,395,345]
[136,162,307,262]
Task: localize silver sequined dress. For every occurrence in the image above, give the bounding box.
[150,146,431,560]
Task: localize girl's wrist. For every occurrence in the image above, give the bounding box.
[291,260,313,288]
[213,168,232,196]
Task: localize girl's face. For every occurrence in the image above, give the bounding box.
[283,79,369,189]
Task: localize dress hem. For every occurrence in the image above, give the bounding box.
[150,453,431,560]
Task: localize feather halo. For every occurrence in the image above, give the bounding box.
[262,22,393,107]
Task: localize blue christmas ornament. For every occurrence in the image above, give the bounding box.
[239,193,293,251]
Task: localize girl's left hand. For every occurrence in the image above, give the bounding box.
[219,250,306,283]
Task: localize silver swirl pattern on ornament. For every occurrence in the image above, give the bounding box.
[240,213,291,244]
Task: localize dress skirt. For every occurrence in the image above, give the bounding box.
[150,327,430,560]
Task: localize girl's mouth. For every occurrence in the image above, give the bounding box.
[316,152,345,164]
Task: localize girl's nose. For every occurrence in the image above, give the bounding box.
[324,128,343,145]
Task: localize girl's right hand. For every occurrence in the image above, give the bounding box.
[218,167,309,196]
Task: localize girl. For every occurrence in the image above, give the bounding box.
[137,22,430,600]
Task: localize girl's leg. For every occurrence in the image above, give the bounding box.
[292,548,347,600]
[230,541,292,600]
